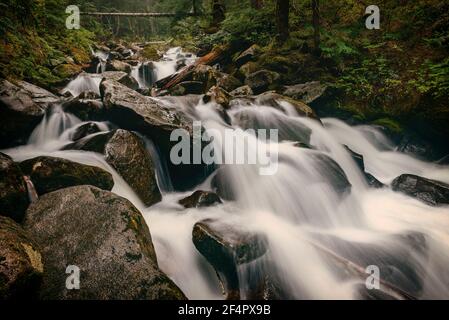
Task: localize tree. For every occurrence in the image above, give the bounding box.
[211,0,225,27]
[250,0,263,9]
[275,0,289,43]
[312,0,320,55]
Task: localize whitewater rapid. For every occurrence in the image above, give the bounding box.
[3,48,449,300]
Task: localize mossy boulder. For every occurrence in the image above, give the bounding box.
[19,156,114,196]
[0,152,29,222]
[105,60,132,73]
[0,216,44,300]
[24,185,186,299]
[244,70,280,94]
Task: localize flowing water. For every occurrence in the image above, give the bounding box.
[3,48,449,300]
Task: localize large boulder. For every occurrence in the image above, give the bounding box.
[105,60,132,73]
[0,152,29,222]
[0,216,44,300]
[19,156,114,196]
[101,71,139,90]
[70,122,102,141]
[65,129,162,207]
[216,74,242,92]
[62,98,104,121]
[192,219,268,299]
[99,79,209,190]
[0,80,59,148]
[282,81,327,104]
[178,190,222,208]
[391,174,449,206]
[24,185,186,299]
[244,70,280,94]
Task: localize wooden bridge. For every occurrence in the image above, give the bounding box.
[80,11,198,18]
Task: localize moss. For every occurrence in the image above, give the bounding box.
[52,63,82,79]
[372,118,404,133]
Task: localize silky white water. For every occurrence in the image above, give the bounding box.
[3,49,449,300]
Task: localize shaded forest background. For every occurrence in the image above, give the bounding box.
[1,0,448,154]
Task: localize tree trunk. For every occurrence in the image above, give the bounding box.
[312,0,321,55]
[211,0,225,27]
[276,0,289,43]
[250,0,263,9]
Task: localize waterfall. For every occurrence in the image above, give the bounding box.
[63,73,102,97]
[4,48,449,300]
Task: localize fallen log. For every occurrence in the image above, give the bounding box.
[160,44,231,91]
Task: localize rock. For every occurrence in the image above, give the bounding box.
[169,81,205,95]
[65,130,162,207]
[0,152,29,222]
[282,81,327,104]
[203,86,232,109]
[0,79,59,148]
[192,219,268,299]
[365,173,384,188]
[102,130,161,207]
[100,79,209,190]
[77,91,100,100]
[216,74,242,92]
[238,61,259,79]
[71,122,102,141]
[101,71,139,90]
[309,153,352,196]
[179,190,222,208]
[344,145,365,171]
[255,92,319,119]
[24,185,186,299]
[391,174,449,206]
[107,51,123,61]
[19,156,114,196]
[190,64,222,92]
[230,85,253,96]
[0,216,43,299]
[52,63,82,80]
[105,60,132,73]
[234,45,261,67]
[244,70,280,94]
[62,98,104,121]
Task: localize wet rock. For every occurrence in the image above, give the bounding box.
[230,85,253,97]
[62,98,104,121]
[244,70,280,94]
[71,122,102,141]
[0,216,43,300]
[234,45,261,67]
[0,152,29,222]
[344,145,365,171]
[309,153,352,196]
[365,173,384,189]
[179,190,222,208]
[77,91,100,100]
[24,185,186,299]
[65,129,161,207]
[216,74,242,92]
[19,156,114,196]
[101,71,139,90]
[391,174,449,206]
[100,79,207,190]
[169,81,205,95]
[191,64,222,92]
[203,86,232,109]
[0,79,59,148]
[192,219,268,299]
[255,92,319,119]
[105,60,132,73]
[282,81,327,104]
